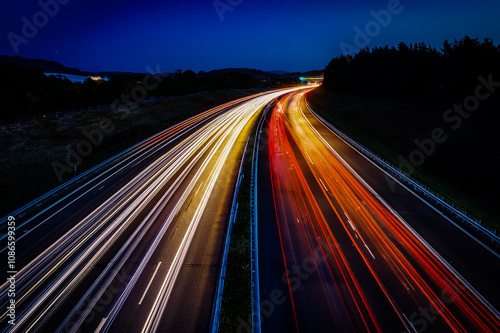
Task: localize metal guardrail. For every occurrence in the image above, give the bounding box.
[249,101,276,333]
[210,100,275,333]
[306,102,500,246]
[210,134,249,332]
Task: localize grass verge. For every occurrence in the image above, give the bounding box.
[217,110,261,332]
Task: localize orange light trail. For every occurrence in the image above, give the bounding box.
[266,89,500,332]
[268,93,380,332]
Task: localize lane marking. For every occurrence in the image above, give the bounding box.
[364,243,376,260]
[138,262,162,305]
[193,181,204,197]
[318,177,328,192]
[95,317,107,333]
[403,313,418,333]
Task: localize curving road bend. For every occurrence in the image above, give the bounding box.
[258,89,500,332]
[0,87,307,333]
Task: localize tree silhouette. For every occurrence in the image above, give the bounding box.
[323,36,500,99]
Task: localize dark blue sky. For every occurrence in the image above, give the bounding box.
[2,0,500,73]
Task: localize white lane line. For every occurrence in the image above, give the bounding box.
[318,177,329,192]
[138,262,162,305]
[364,243,376,260]
[344,211,374,259]
[95,318,107,333]
[303,151,314,165]
[193,181,204,197]
[403,313,418,333]
[345,212,356,231]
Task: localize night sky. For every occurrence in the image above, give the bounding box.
[3,0,500,73]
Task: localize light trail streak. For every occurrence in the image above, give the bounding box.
[3,118,227,330]
[266,89,500,332]
[139,89,308,333]
[268,93,379,331]
[0,87,309,333]
[0,95,248,246]
[105,102,264,332]
[138,262,162,306]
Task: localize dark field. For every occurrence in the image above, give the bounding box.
[0,88,270,217]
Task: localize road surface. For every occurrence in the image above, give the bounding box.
[257,89,500,332]
[0,88,307,333]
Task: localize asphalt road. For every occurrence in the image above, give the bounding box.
[257,88,500,332]
[0,88,306,333]
[2,86,498,333]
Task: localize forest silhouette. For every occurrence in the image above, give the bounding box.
[323,36,500,99]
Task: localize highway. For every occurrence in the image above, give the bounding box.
[0,87,306,333]
[257,89,500,332]
[2,86,499,333]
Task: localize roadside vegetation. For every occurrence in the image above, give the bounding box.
[0,89,271,217]
[0,60,298,119]
[309,36,500,231]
